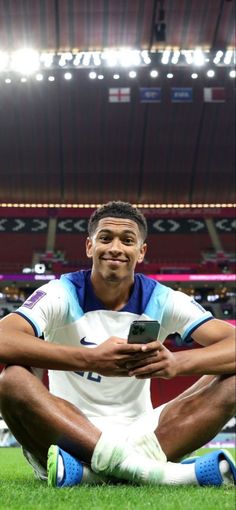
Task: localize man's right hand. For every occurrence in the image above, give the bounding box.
[86,336,154,376]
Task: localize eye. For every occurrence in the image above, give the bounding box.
[123,237,135,245]
[99,234,111,242]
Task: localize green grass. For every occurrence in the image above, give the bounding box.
[0,448,235,510]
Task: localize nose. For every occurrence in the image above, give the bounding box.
[108,237,122,253]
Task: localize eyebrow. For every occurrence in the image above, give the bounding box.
[97,229,137,236]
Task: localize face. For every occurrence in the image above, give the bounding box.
[86,217,147,283]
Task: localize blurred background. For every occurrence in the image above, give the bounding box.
[0,0,235,446]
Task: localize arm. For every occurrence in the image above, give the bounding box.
[0,313,145,377]
[127,319,236,379]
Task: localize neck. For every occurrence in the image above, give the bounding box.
[90,270,134,310]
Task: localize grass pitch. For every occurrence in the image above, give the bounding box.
[0,448,235,510]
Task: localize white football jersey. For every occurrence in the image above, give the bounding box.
[16,270,213,424]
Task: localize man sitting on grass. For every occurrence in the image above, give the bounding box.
[0,201,235,487]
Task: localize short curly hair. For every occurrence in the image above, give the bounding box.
[88,201,148,241]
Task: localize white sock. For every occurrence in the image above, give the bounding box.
[161,462,197,485]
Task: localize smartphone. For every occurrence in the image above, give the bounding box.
[127,320,160,344]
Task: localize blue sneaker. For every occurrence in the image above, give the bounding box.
[48,445,84,487]
[47,445,106,487]
[182,450,236,486]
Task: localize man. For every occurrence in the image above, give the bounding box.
[0,201,235,487]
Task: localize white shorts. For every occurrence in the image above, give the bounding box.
[23,403,167,481]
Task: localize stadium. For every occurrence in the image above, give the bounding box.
[0,1,235,509]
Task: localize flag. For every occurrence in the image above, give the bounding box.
[109,88,130,103]
[204,88,225,102]
[139,87,161,103]
[171,87,193,102]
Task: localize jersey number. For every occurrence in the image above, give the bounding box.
[75,371,102,383]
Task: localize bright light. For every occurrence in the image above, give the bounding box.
[229,69,236,78]
[20,77,27,83]
[141,50,151,64]
[150,69,158,78]
[193,48,205,66]
[207,69,215,77]
[182,50,193,64]
[98,74,104,80]
[64,72,72,80]
[48,75,55,82]
[113,73,120,79]
[89,71,97,79]
[213,50,223,65]
[191,73,198,79]
[41,52,54,68]
[0,51,8,71]
[83,52,92,66]
[73,53,83,66]
[11,48,39,75]
[224,50,233,65]
[129,70,137,78]
[5,78,11,84]
[35,73,43,81]
[171,50,180,64]
[92,52,101,66]
[167,73,173,79]
[102,50,118,67]
[162,49,171,64]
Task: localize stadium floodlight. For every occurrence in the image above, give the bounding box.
[182,50,193,64]
[0,51,8,71]
[213,50,223,65]
[64,72,72,80]
[5,78,11,84]
[191,72,198,79]
[161,49,171,64]
[97,74,104,79]
[48,75,55,81]
[119,48,137,67]
[150,69,158,77]
[35,73,43,81]
[40,52,54,68]
[193,48,205,66]
[171,50,180,64]
[113,73,120,79]
[82,52,92,66]
[224,50,233,65]
[102,50,118,67]
[92,52,101,66]
[11,48,40,75]
[129,70,137,78]
[229,69,236,78]
[141,50,151,64]
[167,72,173,78]
[73,52,83,66]
[20,77,27,83]
[89,71,97,79]
[206,69,215,77]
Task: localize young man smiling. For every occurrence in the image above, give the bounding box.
[0,201,235,487]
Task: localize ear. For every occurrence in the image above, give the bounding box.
[86,237,93,258]
[137,243,147,263]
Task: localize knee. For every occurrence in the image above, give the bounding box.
[0,365,31,409]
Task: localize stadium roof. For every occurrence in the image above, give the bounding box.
[0,0,235,206]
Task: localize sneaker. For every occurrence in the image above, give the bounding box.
[181,449,236,486]
[47,445,106,487]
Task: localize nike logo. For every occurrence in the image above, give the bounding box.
[80,337,97,346]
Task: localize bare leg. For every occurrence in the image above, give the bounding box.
[155,374,236,461]
[0,366,101,468]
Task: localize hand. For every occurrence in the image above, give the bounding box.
[86,336,152,377]
[126,341,179,379]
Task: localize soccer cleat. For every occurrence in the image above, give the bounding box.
[181,449,236,486]
[47,445,106,487]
